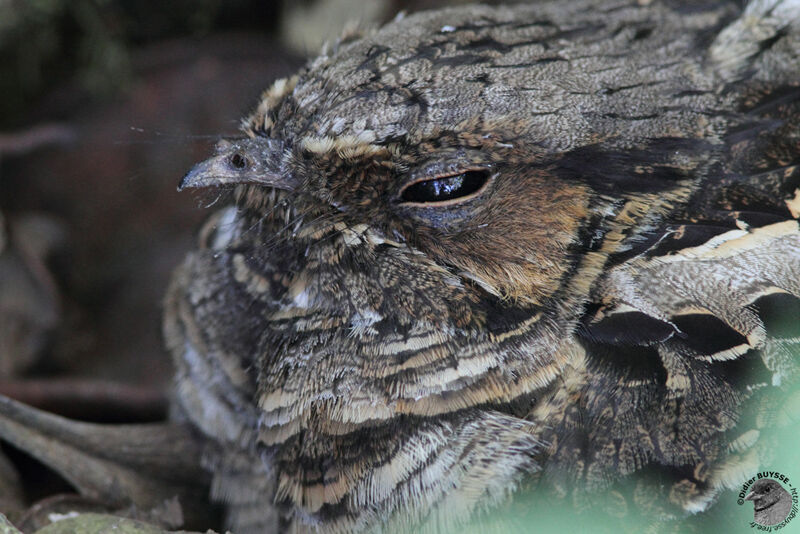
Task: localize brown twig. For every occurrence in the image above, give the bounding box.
[0,124,77,156]
[0,378,168,423]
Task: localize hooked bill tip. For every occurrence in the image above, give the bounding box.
[178,161,208,191]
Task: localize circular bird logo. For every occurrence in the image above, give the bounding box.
[746,479,792,526]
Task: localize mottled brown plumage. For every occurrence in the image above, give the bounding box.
[160,1,800,532]
[162,1,800,532]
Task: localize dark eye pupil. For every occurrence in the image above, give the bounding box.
[401,170,488,203]
[230,153,248,169]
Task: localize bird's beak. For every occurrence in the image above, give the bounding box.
[179,156,241,190]
[745,490,756,501]
[178,138,293,191]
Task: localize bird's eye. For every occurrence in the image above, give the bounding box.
[400,170,489,204]
[765,486,771,492]
[229,152,249,170]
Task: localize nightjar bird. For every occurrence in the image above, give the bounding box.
[166,0,800,532]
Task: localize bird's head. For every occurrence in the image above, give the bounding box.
[745,479,787,511]
[177,4,727,431]
[181,4,714,308]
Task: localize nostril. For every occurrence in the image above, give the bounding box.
[229,153,248,169]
